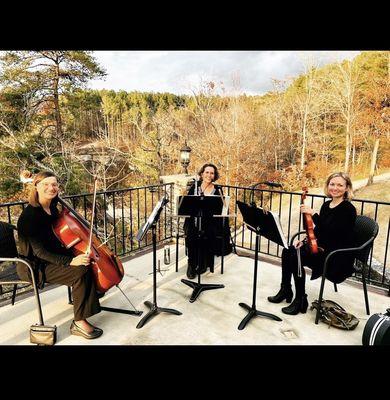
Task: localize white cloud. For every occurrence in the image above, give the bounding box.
[89,50,362,95]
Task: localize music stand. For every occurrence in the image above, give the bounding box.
[135,197,182,329]
[178,195,225,303]
[236,201,288,330]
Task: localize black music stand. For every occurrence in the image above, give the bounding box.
[135,197,182,329]
[179,195,225,303]
[236,201,288,330]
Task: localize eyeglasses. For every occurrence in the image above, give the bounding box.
[37,182,59,189]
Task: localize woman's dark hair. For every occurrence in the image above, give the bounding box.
[197,163,220,182]
[29,170,59,207]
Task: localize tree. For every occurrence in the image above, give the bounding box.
[356,51,390,185]
[323,59,363,173]
[0,51,106,139]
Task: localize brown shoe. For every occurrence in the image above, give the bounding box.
[70,320,103,339]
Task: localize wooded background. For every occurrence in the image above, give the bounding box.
[0,50,389,201]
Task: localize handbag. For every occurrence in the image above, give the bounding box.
[30,324,57,346]
[310,299,359,330]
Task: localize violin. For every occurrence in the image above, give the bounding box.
[300,186,319,255]
[52,179,124,293]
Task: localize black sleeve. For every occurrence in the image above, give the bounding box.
[187,183,195,195]
[215,185,223,195]
[28,236,73,266]
[17,206,73,267]
[17,207,39,238]
[313,201,328,227]
[312,213,320,226]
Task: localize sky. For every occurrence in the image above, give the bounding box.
[88,51,362,96]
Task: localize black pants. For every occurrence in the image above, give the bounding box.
[280,246,322,297]
[281,245,354,297]
[186,236,215,274]
[184,216,216,274]
[17,263,101,321]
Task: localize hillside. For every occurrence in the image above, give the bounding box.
[354,180,390,203]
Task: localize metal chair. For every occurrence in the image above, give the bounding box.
[0,221,44,325]
[289,215,379,324]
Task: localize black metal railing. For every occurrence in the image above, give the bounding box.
[0,183,174,258]
[1,181,389,295]
[221,184,390,292]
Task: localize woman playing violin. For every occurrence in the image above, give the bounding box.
[16,171,103,339]
[268,172,357,315]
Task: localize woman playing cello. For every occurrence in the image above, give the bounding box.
[17,171,103,339]
[267,172,357,315]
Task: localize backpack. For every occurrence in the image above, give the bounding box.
[310,299,360,330]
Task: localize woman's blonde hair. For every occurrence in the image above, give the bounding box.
[28,171,58,207]
[324,172,353,201]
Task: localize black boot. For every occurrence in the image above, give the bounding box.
[281,294,308,315]
[267,284,293,304]
[186,265,196,279]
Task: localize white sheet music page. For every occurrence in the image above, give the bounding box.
[222,195,230,216]
[268,210,289,249]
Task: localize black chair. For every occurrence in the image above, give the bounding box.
[0,221,44,325]
[289,215,379,325]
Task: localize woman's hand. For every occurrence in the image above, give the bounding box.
[300,204,314,215]
[294,240,305,249]
[70,253,91,266]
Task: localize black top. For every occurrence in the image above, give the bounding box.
[17,203,73,268]
[312,200,357,253]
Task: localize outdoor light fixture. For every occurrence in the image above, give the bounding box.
[180,141,191,175]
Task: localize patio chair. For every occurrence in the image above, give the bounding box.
[0,221,44,325]
[289,215,379,325]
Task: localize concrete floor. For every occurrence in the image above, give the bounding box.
[0,244,389,345]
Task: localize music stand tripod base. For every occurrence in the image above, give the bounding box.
[100,306,143,316]
[136,301,182,329]
[238,302,282,330]
[181,278,225,303]
[234,204,285,331]
[135,199,182,329]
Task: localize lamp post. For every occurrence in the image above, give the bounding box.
[180,142,191,175]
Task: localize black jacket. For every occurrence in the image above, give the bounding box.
[312,200,357,253]
[17,204,73,278]
[309,199,357,281]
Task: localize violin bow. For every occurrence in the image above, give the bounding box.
[87,177,98,255]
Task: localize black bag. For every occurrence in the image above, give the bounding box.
[30,324,57,346]
[362,308,390,346]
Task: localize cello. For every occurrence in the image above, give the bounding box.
[300,186,319,255]
[53,178,124,293]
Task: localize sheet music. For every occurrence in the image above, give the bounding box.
[267,209,289,249]
[147,197,166,225]
[136,197,167,242]
[236,200,289,249]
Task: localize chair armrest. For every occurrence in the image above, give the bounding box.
[323,235,376,272]
[289,231,306,246]
[0,257,38,287]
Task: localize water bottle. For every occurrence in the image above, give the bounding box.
[164,245,170,265]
